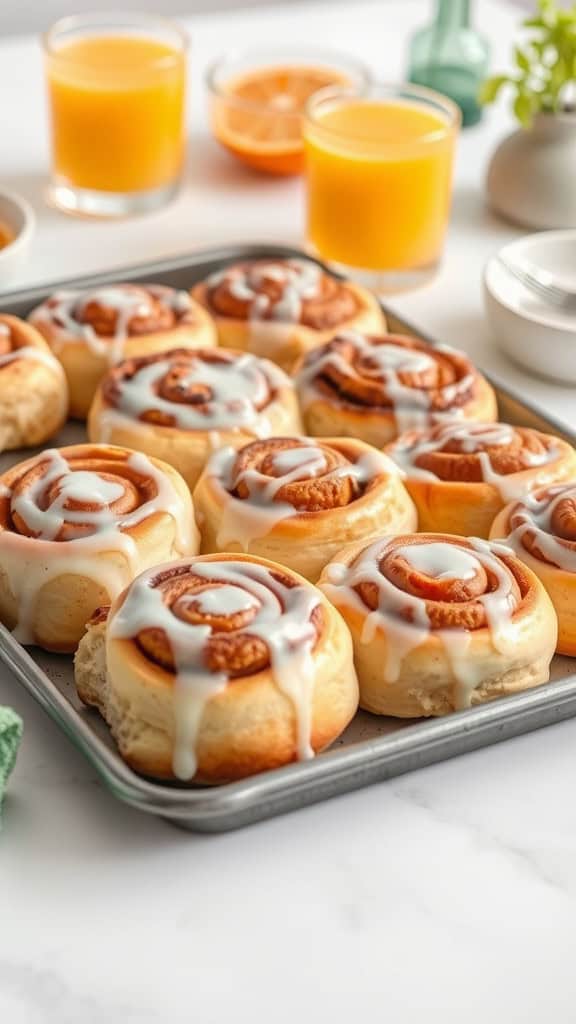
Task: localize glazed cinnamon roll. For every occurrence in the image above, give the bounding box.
[88,347,302,490]
[191,258,385,371]
[0,444,198,652]
[320,533,556,717]
[194,436,416,581]
[386,421,576,538]
[0,314,68,451]
[297,331,497,446]
[74,553,358,782]
[491,483,576,655]
[29,283,216,418]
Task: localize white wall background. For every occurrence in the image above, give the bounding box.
[0,0,535,39]
[0,0,314,38]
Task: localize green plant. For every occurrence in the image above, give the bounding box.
[480,0,576,126]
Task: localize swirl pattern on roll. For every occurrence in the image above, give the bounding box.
[217,436,391,509]
[0,444,194,647]
[205,436,395,546]
[205,258,359,329]
[0,314,64,373]
[322,533,532,706]
[500,484,576,572]
[298,331,489,432]
[2,446,180,542]
[386,421,563,501]
[30,284,196,356]
[109,557,324,778]
[99,347,287,433]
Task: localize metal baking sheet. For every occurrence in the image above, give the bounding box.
[0,243,575,833]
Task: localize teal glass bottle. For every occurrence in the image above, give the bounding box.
[407,0,490,127]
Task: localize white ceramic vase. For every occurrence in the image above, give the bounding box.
[486,112,576,229]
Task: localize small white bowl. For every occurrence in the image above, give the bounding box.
[484,230,576,383]
[0,190,35,285]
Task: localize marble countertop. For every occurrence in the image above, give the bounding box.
[2,2,576,1021]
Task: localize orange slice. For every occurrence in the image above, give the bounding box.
[211,65,348,176]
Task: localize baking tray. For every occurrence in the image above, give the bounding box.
[0,242,575,833]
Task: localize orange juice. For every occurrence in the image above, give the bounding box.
[46,35,185,194]
[304,90,459,279]
[44,17,187,217]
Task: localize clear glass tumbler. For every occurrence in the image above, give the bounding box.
[43,12,188,217]
[304,82,460,293]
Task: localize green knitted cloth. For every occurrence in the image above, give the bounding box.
[0,705,22,808]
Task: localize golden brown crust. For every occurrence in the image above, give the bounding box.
[75,552,358,783]
[320,533,557,717]
[88,348,303,491]
[192,262,385,372]
[297,332,498,446]
[491,483,576,655]
[29,284,217,419]
[193,436,417,582]
[385,422,576,538]
[0,314,68,450]
[0,444,198,652]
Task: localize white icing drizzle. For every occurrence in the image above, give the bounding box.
[298,331,474,434]
[322,536,518,709]
[100,351,287,437]
[0,448,194,644]
[387,421,560,503]
[30,285,193,365]
[394,542,480,581]
[207,440,394,551]
[0,344,64,374]
[207,259,324,324]
[505,484,576,573]
[109,558,321,779]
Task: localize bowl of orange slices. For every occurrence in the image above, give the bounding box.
[207,46,370,176]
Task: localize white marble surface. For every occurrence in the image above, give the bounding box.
[2,2,576,1021]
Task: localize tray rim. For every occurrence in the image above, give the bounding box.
[1,241,575,832]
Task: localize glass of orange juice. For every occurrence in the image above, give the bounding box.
[43,12,188,217]
[304,83,460,292]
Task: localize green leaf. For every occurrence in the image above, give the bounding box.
[479,74,510,105]
[515,46,532,72]
[513,92,535,126]
[492,0,576,125]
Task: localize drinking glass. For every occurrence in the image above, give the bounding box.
[43,12,188,217]
[304,82,460,292]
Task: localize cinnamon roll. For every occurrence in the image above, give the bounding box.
[29,284,216,418]
[191,258,385,371]
[491,483,576,655]
[194,436,417,581]
[0,444,198,652]
[0,314,68,451]
[320,533,556,717]
[74,553,358,782]
[386,421,576,538]
[297,331,497,446]
[88,347,302,490]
